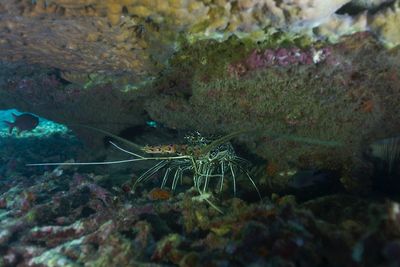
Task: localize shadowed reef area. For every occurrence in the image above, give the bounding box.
[1,0,400,266]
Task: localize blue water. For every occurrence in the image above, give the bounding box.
[0,109,68,138]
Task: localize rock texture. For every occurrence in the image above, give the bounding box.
[0,0,398,77]
[0,0,399,187]
[369,0,400,47]
[144,33,400,189]
[0,0,372,77]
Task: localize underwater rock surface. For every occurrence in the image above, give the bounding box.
[145,33,400,189]
[0,109,399,266]
[1,167,400,266]
[0,0,400,266]
[0,0,398,78]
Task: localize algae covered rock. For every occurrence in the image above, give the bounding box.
[145,33,400,183]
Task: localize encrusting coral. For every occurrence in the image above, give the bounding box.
[369,0,400,48]
[1,164,400,266]
[1,0,399,78]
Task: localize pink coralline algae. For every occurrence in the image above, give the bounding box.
[27,222,85,244]
[227,46,334,77]
[85,183,112,207]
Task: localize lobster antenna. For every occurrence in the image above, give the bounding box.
[72,124,145,154]
[200,128,342,155]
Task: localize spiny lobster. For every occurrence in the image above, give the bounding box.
[27,126,262,213]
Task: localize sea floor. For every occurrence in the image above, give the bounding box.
[0,154,399,266]
[0,113,399,266]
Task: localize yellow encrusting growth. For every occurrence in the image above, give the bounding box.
[106,1,123,25]
[1,0,397,77]
[31,0,353,40]
[369,1,400,48]
[31,0,400,48]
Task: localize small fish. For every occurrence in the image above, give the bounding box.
[3,113,39,135]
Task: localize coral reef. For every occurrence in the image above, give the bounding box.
[227,46,334,77]
[0,0,398,77]
[32,0,351,33]
[314,13,368,43]
[0,31,398,194]
[0,0,154,76]
[369,0,400,47]
[145,33,400,188]
[0,164,400,266]
[0,1,399,266]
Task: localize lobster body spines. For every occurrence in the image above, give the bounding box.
[141,144,205,157]
[142,144,177,154]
